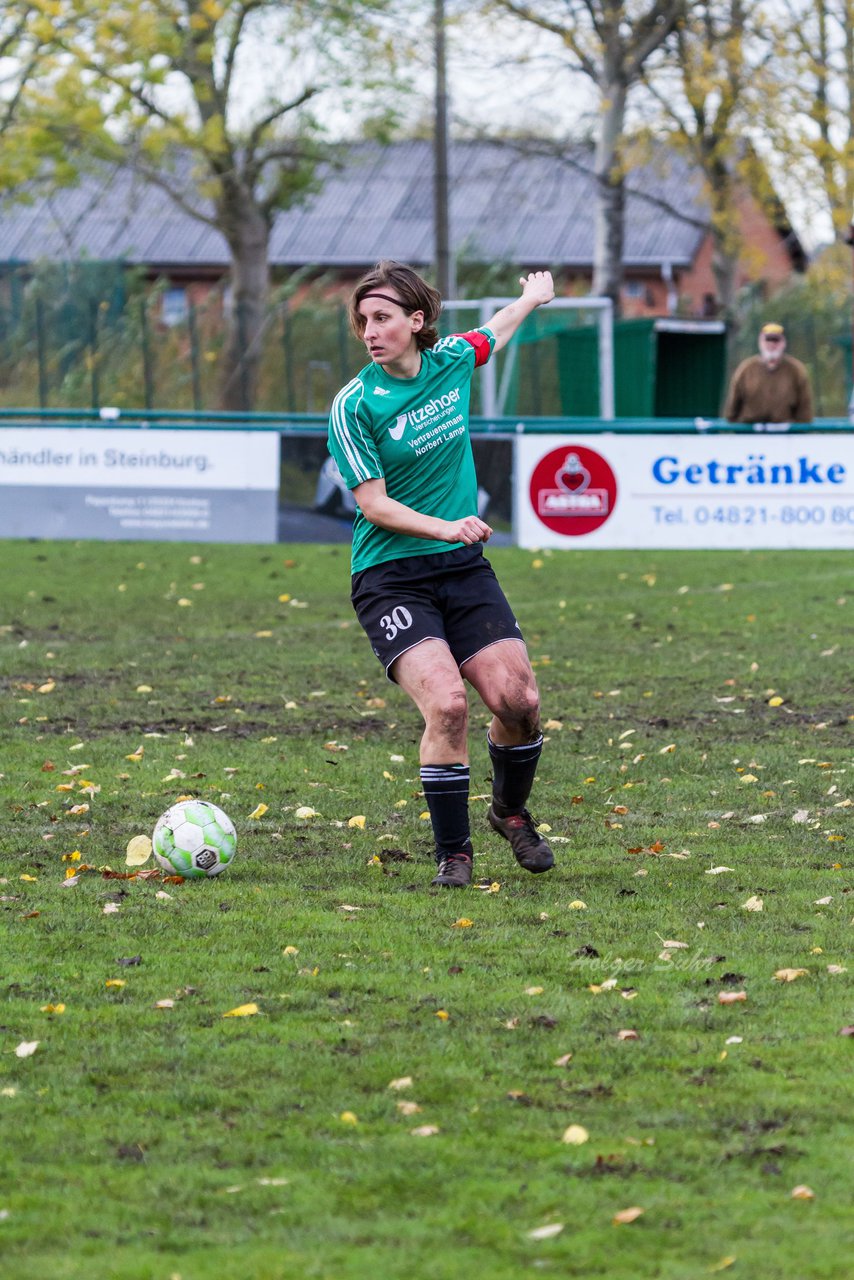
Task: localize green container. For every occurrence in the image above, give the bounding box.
[556,317,727,418]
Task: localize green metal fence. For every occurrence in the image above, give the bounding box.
[1,260,853,416]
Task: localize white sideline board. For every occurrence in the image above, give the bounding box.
[0,427,279,542]
[515,433,854,549]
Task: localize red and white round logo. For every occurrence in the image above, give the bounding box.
[529,444,618,537]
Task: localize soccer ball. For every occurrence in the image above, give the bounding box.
[152,800,237,878]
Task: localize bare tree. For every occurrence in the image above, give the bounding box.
[489,0,685,309]
[639,0,768,319]
[771,0,854,239]
[32,0,399,408]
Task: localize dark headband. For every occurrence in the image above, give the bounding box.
[360,291,413,311]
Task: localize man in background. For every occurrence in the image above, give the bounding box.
[723,322,814,427]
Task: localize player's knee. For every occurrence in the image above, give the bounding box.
[432,687,469,740]
[516,685,541,737]
[496,680,540,736]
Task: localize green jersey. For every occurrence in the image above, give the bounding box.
[327,328,495,573]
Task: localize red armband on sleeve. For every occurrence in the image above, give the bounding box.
[459,330,492,368]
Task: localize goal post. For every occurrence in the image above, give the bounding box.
[442,295,615,420]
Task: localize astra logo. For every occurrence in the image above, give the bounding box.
[387,388,462,441]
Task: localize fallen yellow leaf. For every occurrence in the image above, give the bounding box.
[339,1111,358,1125]
[773,968,809,982]
[434,1009,450,1020]
[561,1124,589,1145]
[40,1003,65,1014]
[790,1184,815,1200]
[613,1206,644,1225]
[126,835,152,867]
[347,815,366,829]
[222,1002,260,1018]
[452,918,474,928]
[527,1223,564,1240]
[410,1124,439,1137]
[248,803,269,820]
[718,991,748,1004]
[105,979,126,989]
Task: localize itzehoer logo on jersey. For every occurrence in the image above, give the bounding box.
[387,387,461,441]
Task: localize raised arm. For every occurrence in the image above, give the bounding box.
[485,271,555,353]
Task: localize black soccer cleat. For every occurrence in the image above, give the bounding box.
[487,806,555,873]
[431,852,473,887]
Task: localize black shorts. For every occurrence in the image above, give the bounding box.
[351,545,524,678]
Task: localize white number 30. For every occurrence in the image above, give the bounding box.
[379,606,414,641]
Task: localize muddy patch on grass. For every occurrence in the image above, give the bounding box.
[18,714,393,739]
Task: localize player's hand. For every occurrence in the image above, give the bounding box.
[443,515,493,544]
[519,270,554,306]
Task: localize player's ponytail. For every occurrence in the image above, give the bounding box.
[349,261,442,351]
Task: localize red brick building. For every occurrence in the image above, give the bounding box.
[0,139,805,322]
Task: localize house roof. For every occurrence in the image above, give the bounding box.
[0,139,735,273]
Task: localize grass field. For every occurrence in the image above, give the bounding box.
[1,539,852,1280]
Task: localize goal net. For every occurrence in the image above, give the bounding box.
[441,296,614,420]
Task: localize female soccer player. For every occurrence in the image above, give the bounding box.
[327,260,556,887]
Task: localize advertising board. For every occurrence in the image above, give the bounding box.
[0,427,279,542]
[516,434,854,549]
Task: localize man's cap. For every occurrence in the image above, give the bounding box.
[760,322,785,337]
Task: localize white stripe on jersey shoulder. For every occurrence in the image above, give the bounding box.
[433,328,490,357]
[434,333,470,354]
[330,376,375,485]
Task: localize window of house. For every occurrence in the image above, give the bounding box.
[623,281,645,299]
[161,287,189,327]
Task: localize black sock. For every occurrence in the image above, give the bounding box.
[420,764,472,861]
[487,732,543,816]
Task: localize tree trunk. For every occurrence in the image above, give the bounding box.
[592,80,628,311]
[711,235,739,323]
[220,198,271,411]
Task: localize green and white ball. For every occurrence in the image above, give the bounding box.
[152,800,237,878]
